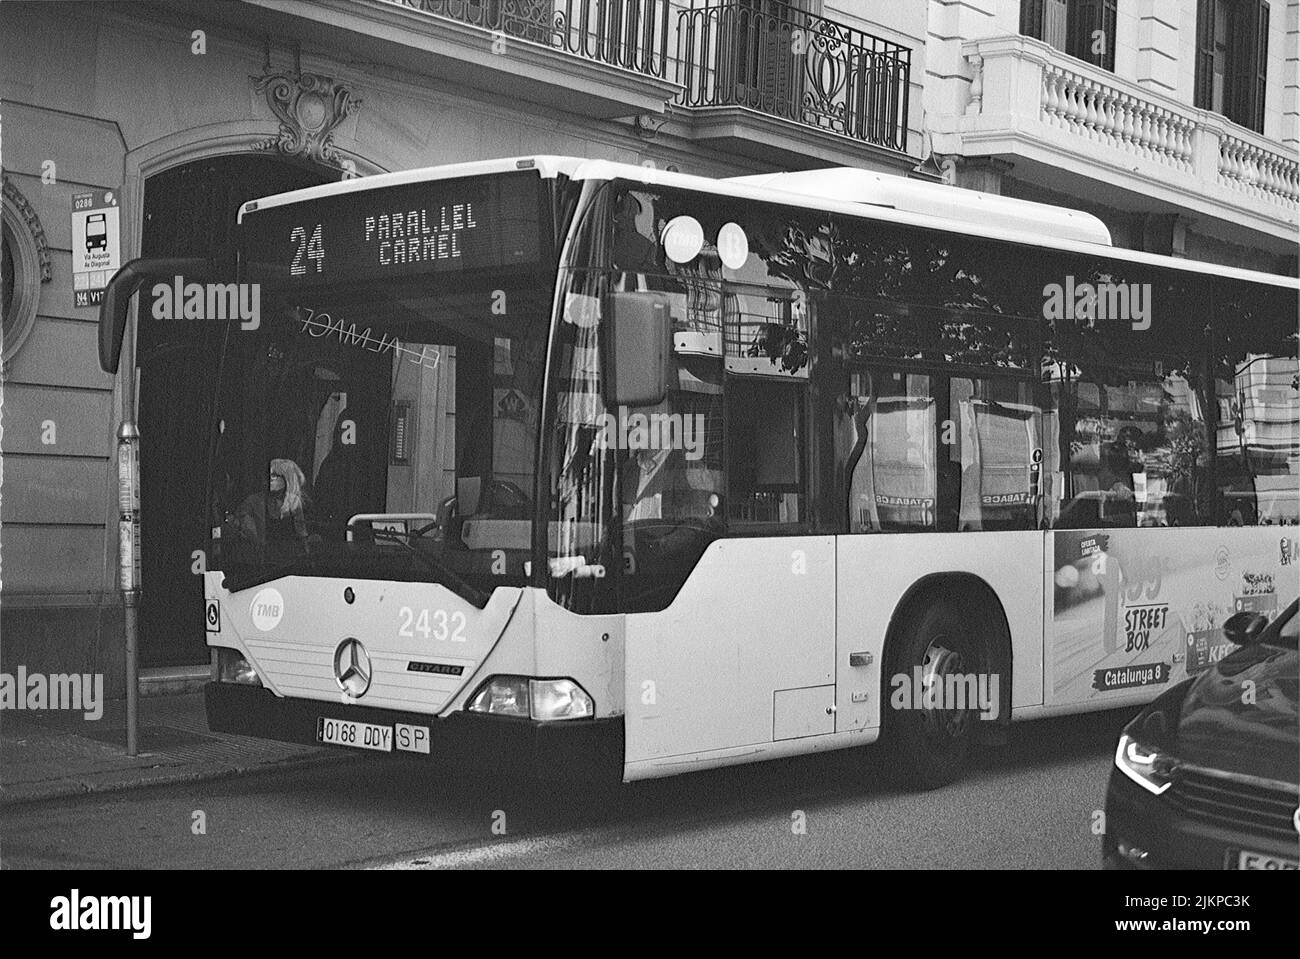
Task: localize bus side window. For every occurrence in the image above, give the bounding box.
[952,376,1042,532]
[1049,366,1211,529]
[726,378,806,525]
[1216,354,1299,526]
[847,369,937,532]
[1212,282,1299,527]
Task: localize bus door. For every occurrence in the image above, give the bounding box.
[621,333,836,775]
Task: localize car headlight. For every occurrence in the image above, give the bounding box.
[1114,732,1173,795]
[216,648,262,686]
[466,676,594,721]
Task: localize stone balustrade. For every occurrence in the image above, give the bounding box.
[936,35,1298,242]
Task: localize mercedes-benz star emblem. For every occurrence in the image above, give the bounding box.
[333,638,372,698]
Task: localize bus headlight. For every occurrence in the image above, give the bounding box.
[529,678,595,721]
[216,648,262,686]
[466,676,594,721]
[467,676,530,718]
[1114,733,1173,795]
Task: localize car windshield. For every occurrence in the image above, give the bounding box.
[208,273,550,602]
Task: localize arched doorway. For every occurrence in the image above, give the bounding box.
[137,154,334,668]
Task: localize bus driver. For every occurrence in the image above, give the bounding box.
[235,458,311,562]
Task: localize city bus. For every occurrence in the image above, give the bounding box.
[98,157,1299,787]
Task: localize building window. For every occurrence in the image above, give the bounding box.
[1,179,52,367]
[1195,0,1270,133]
[1021,0,1118,72]
[727,0,817,115]
[2,227,15,328]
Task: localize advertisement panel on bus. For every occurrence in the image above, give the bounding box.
[1048,527,1298,706]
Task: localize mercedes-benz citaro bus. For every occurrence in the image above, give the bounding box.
[98,157,1299,789]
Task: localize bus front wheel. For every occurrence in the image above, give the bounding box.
[885,599,982,790]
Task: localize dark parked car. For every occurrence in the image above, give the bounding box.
[1104,599,1299,869]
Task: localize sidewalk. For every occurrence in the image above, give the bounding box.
[1,689,348,807]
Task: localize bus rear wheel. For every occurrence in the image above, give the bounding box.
[885,599,982,790]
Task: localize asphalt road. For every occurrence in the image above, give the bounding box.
[0,709,1131,869]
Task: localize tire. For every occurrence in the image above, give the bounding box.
[884,597,984,790]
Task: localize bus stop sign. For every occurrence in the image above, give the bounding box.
[71,190,121,308]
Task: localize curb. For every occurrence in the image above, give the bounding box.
[0,750,357,810]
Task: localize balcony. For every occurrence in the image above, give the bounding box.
[226,0,916,167]
[931,35,1298,252]
[411,0,669,78]
[217,0,680,119]
[676,1,911,157]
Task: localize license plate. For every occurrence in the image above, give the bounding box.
[317,717,392,752]
[1232,849,1299,870]
[395,722,430,754]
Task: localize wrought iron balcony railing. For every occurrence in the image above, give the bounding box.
[383,1,912,151]
[676,1,911,150]
[390,0,670,78]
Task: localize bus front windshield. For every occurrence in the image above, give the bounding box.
[208,274,550,602]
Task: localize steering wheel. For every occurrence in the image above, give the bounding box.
[623,516,723,557]
[482,479,532,515]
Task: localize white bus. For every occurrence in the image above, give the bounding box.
[100,157,1299,787]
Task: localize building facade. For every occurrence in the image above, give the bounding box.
[925,0,1298,271]
[1,0,928,692]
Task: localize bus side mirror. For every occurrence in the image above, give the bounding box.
[98,258,220,373]
[1222,610,1269,647]
[602,292,670,408]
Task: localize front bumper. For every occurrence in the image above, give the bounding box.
[1103,768,1300,869]
[205,682,623,783]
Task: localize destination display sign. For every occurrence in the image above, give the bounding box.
[241,171,544,285]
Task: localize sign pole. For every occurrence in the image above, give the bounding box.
[116,311,142,757]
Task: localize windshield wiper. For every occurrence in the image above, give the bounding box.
[367,529,489,608]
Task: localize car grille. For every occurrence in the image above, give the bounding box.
[1165,767,1299,841]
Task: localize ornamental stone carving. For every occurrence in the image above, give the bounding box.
[2,176,53,283]
[251,70,362,168]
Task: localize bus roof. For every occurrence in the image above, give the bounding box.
[239,155,1299,291]
[236,156,586,219]
[727,168,1113,246]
